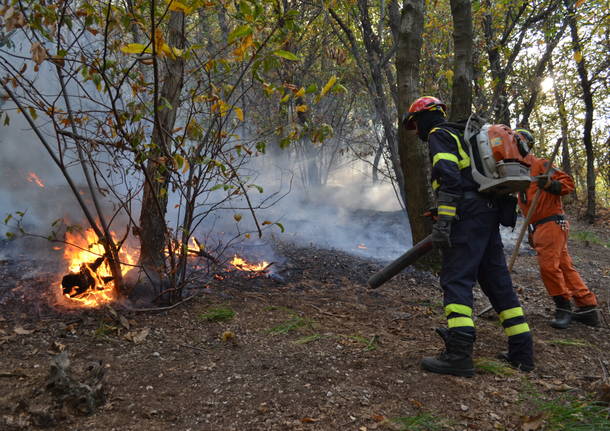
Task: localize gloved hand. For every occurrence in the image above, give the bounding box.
[431,217,452,249]
[432,191,461,250]
[535,175,562,195]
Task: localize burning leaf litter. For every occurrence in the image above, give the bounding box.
[26,172,45,188]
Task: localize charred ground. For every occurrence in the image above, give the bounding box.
[0,210,609,431]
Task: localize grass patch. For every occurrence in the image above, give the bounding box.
[94,322,117,338]
[474,358,516,376]
[345,334,379,351]
[548,338,590,347]
[199,306,236,322]
[571,230,610,248]
[519,380,610,431]
[527,396,610,430]
[294,333,324,344]
[391,413,451,431]
[268,316,314,335]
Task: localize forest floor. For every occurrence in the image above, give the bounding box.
[1,208,609,431]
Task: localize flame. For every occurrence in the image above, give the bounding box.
[27,172,45,188]
[230,255,270,272]
[357,243,367,249]
[59,229,138,308]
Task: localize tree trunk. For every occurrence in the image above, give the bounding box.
[565,0,596,222]
[395,0,431,245]
[449,0,473,122]
[139,11,186,270]
[548,58,576,203]
[357,0,406,204]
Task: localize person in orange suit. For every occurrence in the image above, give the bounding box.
[516,129,599,329]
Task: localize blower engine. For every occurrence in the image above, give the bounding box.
[464,114,531,195]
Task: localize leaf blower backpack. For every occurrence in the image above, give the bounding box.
[464,114,531,195]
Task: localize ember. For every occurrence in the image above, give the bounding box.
[27,172,45,188]
[357,243,367,249]
[58,229,138,308]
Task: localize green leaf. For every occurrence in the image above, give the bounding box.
[3,214,12,224]
[279,137,291,149]
[6,232,14,239]
[3,113,9,126]
[210,184,224,191]
[228,25,252,44]
[255,141,266,153]
[305,84,318,94]
[239,0,253,18]
[272,50,300,61]
[275,222,285,233]
[174,154,184,170]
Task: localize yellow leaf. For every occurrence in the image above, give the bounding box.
[295,87,305,97]
[182,157,190,174]
[320,76,337,97]
[245,233,251,239]
[445,69,454,82]
[295,104,308,112]
[166,0,194,14]
[575,0,586,7]
[160,43,182,58]
[120,43,151,55]
[573,51,583,63]
[235,107,244,121]
[233,214,242,222]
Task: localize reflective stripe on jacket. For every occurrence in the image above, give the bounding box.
[428,125,479,196]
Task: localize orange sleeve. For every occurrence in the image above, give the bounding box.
[545,161,575,195]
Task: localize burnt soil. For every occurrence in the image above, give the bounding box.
[1,210,609,431]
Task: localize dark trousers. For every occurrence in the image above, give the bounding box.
[440,198,532,359]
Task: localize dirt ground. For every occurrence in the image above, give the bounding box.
[1,211,609,431]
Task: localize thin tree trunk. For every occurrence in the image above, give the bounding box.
[357,0,406,203]
[396,0,431,245]
[449,0,473,122]
[139,11,186,270]
[565,0,596,222]
[548,58,576,204]
[329,6,406,204]
[519,22,567,126]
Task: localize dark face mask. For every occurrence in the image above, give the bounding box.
[414,111,446,141]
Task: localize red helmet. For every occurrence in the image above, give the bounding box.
[403,96,447,130]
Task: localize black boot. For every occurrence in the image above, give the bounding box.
[573,306,600,327]
[550,296,572,329]
[497,332,535,372]
[421,328,475,377]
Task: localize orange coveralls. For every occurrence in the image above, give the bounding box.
[517,155,597,307]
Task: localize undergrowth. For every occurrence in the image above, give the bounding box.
[268,316,314,334]
[520,381,610,430]
[571,230,610,248]
[474,358,516,376]
[391,413,451,431]
[549,338,590,347]
[199,306,236,322]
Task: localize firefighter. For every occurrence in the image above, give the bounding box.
[403,96,534,376]
[516,129,599,329]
